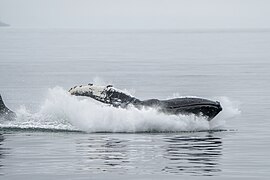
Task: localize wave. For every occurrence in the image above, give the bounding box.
[0,87,240,133]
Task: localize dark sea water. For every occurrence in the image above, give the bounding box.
[0,28,270,179]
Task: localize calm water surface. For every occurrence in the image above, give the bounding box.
[0,29,270,179]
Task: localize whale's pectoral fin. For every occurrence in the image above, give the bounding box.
[0,94,16,120]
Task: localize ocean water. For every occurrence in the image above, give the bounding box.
[0,28,270,179]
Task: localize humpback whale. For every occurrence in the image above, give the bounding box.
[0,85,222,121]
[69,84,222,121]
[0,94,16,120]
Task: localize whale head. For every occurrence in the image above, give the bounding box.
[68,84,113,101]
[68,84,137,106]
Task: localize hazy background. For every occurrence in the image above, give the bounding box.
[0,0,270,29]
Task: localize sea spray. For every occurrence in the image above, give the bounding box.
[39,87,211,132]
[209,96,241,129]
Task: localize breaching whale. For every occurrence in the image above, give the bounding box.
[69,84,222,121]
[0,84,222,121]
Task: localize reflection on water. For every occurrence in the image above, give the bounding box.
[0,132,223,177]
[75,136,130,173]
[0,134,3,173]
[74,133,222,176]
[0,133,9,175]
[163,134,222,176]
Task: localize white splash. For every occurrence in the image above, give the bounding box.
[209,96,241,129]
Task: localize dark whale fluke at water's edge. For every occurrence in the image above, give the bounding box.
[0,94,16,120]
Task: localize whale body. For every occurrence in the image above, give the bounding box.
[69,84,222,121]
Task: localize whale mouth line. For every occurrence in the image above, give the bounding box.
[168,103,222,109]
[162,103,222,121]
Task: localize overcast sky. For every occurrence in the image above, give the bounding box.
[0,0,269,29]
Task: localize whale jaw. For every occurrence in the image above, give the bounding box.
[159,98,222,121]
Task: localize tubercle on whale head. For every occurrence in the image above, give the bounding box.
[68,85,78,95]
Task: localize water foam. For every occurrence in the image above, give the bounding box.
[209,96,241,129]
[0,87,240,133]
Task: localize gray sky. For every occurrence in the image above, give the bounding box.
[0,0,269,29]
